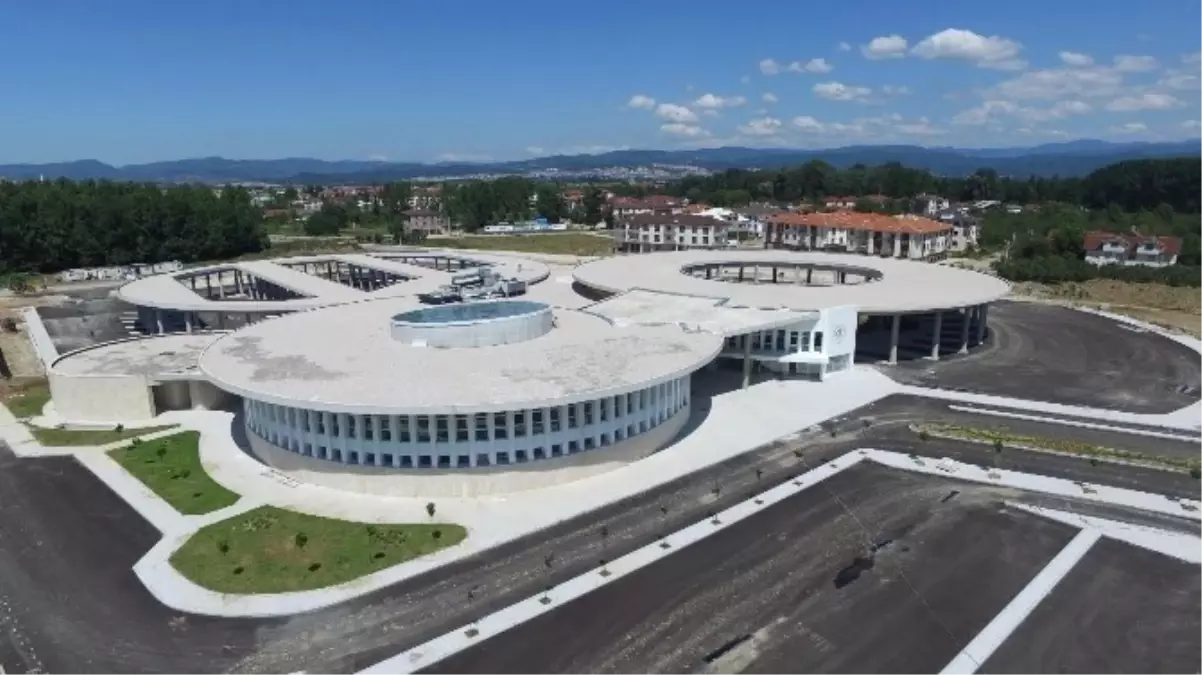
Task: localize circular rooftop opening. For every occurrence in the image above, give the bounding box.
[391,300,553,348]
[680,261,883,287]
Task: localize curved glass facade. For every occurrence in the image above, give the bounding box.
[242,375,691,470]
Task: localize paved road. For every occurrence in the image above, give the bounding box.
[0,395,1197,673]
[429,463,1079,673]
[886,301,1202,414]
[982,537,1201,674]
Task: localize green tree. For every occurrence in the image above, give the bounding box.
[581,187,605,226]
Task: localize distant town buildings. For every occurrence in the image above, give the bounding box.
[1083,231,1181,267]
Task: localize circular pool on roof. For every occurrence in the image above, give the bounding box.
[391,300,554,348]
[392,300,549,325]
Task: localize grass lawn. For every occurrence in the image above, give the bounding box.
[108,431,240,515]
[2,379,50,419]
[31,423,178,447]
[170,506,466,593]
[432,233,614,257]
[918,423,1202,474]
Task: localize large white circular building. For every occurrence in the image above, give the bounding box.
[44,246,1009,497]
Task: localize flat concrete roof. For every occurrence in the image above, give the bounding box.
[585,289,814,337]
[573,250,1011,314]
[199,297,722,414]
[50,332,222,378]
[115,252,551,313]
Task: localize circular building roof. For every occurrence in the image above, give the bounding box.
[116,251,550,313]
[51,333,223,378]
[198,297,722,415]
[573,250,1010,314]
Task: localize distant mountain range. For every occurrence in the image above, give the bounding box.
[2,139,1198,184]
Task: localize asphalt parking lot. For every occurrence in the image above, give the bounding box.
[0,394,1197,673]
[982,537,1201,674]
[427,462,1078,674]
[885,301,1202,414]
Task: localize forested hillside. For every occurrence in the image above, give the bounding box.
[0,180,267,275]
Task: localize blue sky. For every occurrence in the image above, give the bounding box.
[1,0,1199,164]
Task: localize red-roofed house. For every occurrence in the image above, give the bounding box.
[1083,231,1181,267]
[763,212,952,260]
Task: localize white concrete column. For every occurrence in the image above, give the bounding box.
[184,312,193,333]
[154,309,164,334]
[741,334,753,389]
[959,307,972,354]
[975,304,988,345]
[888,314,901,365]
[929,311,943,360]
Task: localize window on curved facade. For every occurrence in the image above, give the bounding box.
[493,412,508,439]
[435,416,449,443]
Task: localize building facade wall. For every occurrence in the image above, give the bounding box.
[242,375,692,472]
[246,402,690,498]
[49,371,155,422]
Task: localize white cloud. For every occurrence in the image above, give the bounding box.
[737,117,783,137]
[759,58,781,75]
[952,99,1092,125]
[702,109,720,117]
[1184,52,1202,66]
[692,93,747,109]
[787,58,834,74]
[881,85,911,96]
[1182,119,1200,131]
[1112,54,1158,73]
[1158,68,1200,91]
[1105,93,1182,112]
[655,103,699,123]
[1110,122,1149,134]
[525,146,545,155]
[894,116,944,136]
[437,152,493,162]
[660,123,710,138]
[367,153,389,161]
[1059,51,1094,67]
[910,28,1025,70]
[812,81,872,101]
[762,92,778,103]
[789,113,942,139]
[558,144,628,155]
[627,94,656,110]
[989,64,1125,100]
[838,41,852,52]
[861,35,908,60]
[740,75,751,84]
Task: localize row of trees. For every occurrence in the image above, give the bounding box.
[985,200,1200,286]
[439,179,605,231]
[0,179,267,275]
[644,157,1200,214]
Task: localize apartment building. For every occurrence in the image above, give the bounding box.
[763,211,953,261]
[609,195,686,219]
[1083,231,1181,267]
[614,214,730,252]
[405,209,451,235]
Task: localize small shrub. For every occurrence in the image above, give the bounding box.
[425,502,436,518]
[131,437,142,446]
[217,540,229,554]
[432,529,442,540]
[1190,467,1201,480]
[115,424,125,433]
[156,446,167,459]
[993,439,1004,453]
[1089,458,1100,467]
[308,562,322,572]
[373,551,385,559]
[232,566,244,575]
[294,532,308,549]
[918,430,930,442]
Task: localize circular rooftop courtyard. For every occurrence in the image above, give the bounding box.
[573,250,1010,314]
